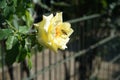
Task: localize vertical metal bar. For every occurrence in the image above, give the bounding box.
[63,52,70,80]
[74,59,76,80]
[78,22,81,80]
[42,0,46,79]
[35,48,38,80]
[82,21,85,49]
[79,20,86,80]
[59,62,62,80]
[20,62,23,80]
[92,18,95,31]
[57,52,61,80]
[49,50,51,80]
[68,53,71,80]
[69,39,74,80]
[1,41,5,80]
[57,52,60,80]
[68,24,73,80]
[59,53,62,80]
[77,22,84,79]
[8,66,14,80]
[54,53,57,80]
[74,23,77,80]
[42,50,45,80]
[84,20,87,79]
[78,23,81,50]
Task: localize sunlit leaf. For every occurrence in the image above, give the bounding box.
[13,15,19,30]
[19,26,29,34]
[27,52,32,69]
[6,36,18,50]
[0,29,13,40]
[25,10,33,27]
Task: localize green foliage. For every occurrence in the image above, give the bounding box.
[0,0,7,9]
[17,44,27,62]
[6,35,18,50]
[5,42,20,66]
[0,29,13,40]
[0,0,42,67]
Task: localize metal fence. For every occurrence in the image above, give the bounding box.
[0,14,120,80]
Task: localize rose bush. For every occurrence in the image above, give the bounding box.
[34,12,73,52]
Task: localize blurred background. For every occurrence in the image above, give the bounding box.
[0,0,120,80]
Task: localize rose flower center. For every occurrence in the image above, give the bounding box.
[55,25,67,37]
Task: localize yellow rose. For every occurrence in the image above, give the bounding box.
[34,12,73,53]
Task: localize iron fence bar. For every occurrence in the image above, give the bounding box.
[76,21,82,80]
[54,52,57,80]
[42,51,45,80]
[35,48,38,80]
[68,53,71,80]
[59,55,62,80]
[58,53,60,80]
[20,63,23,80]
[63,53,70,80]
[1,41,5,80]
[23,34,118,80]
[74,59,76,80]
[49,50,51,80]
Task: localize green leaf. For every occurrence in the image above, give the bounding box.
[17,40,28,62]
[17,47,27,62]
[19,26,29,34]
[37,44,43,52]
[0,0,7,9]
[27,52,32,69]
[6,20,17,31]
[6,36,18,50]
[0,29,13,40]
[13,15,19,30]
[25,10,33,27]
[13,0,17,7]
[25,39,32,69]
[101,0,107,9]
[3,6,15,18]
[25,38,31,52]
[5,42,19,66]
